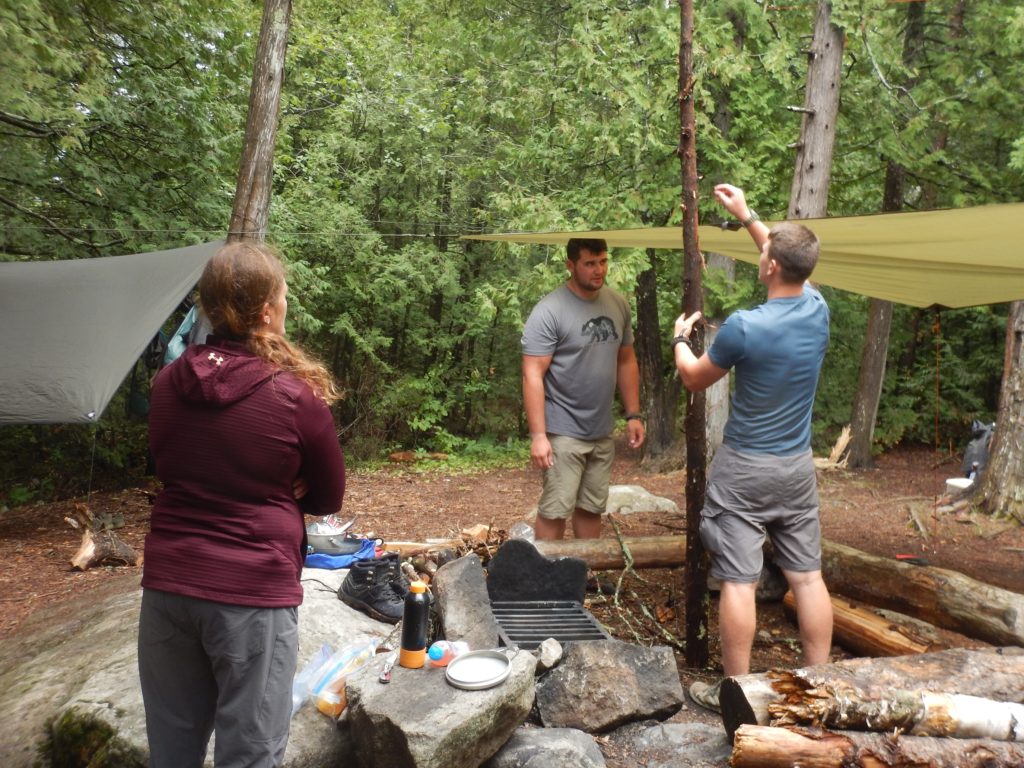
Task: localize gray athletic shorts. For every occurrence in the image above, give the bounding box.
[700,443,821,583]
[537,434,615,519]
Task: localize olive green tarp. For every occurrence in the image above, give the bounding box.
[463,202,1024,309]
[0,241,222,424]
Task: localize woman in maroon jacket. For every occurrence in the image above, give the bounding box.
[139,241,345,768]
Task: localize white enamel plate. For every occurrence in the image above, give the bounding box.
[445,649,512,690]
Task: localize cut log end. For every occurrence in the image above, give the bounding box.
[70,529,140,570]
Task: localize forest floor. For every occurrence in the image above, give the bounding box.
[2,439,1023,761]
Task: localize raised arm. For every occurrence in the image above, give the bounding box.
[714,183,770,253]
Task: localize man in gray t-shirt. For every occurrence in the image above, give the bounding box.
[521,238,645,541]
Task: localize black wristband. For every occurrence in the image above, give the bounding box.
[671,334,691,350]
[625,413,642,421]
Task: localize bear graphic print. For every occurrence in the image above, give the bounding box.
[581,315,619,343]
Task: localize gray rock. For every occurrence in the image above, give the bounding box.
[432,553,500,649]
[606,720,731,768]
[0,567,396,768]
[605,485,679,516]
[533,638,563,672]
[483,725,606,768]
[345,648,537,768]
[535,640,683,732]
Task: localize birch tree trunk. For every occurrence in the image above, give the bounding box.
[719,646,1024,743]
[227,0,292,242]
[977,300,1024,523]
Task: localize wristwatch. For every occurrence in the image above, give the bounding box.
[625,413,642,422]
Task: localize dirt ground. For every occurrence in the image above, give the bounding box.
[2,440,1023,755]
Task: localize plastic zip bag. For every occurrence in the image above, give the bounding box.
[291,644,333,718]
[307,639,381,717]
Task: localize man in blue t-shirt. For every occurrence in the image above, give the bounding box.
[672,184,832,713]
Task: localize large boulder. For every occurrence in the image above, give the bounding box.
[0,567,392,768]
[345,648,537,768]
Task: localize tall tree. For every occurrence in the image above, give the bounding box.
[228,0,292,242]
[847,0,925,468]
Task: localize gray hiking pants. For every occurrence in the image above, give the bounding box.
[138,588,298,768]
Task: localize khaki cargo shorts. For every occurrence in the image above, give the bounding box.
[537,434,615,520]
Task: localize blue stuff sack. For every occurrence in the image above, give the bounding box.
[304,537,378,570]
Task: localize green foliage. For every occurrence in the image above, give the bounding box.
[2,0,1020,488]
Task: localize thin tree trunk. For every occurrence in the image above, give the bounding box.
[227,0,292,242]
[847,0,925,467]
[635,250,679,457]
[678,0,708,669]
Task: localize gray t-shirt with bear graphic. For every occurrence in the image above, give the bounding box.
[521,283,633,440]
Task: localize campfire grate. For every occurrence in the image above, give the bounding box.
[490,600,611,650]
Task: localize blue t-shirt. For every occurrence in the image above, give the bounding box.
[708,284,830,455]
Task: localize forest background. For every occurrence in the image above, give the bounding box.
[2,0,1023,504]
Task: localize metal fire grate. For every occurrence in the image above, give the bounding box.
[490,600,611,650]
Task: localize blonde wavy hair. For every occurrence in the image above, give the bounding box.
[198,241,341,405]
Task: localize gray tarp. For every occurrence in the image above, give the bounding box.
[0,241,223,424]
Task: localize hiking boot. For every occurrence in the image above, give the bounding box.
[379,551,410,599]
[689,679,722,713]
[338,559,404,624]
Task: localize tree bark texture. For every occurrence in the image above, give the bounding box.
[978,300,1024,523]
[719,646,1024,743]
[534,535,686,571]
[227,0,292,242]
[635,252,679,458]
[782,591,940,659]
[731,724,1024,768]
[847,298,893,468]
[678,0,708,669]
[766,674,1024,741]
[820,539,1024,647]
[787,0,843,220]
[848,1,924,467]
[70,529,140,570]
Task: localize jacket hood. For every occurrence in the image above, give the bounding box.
[167,338,275,407]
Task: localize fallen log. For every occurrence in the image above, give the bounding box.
[731,724,1024,768]
[782,592,940,658]
[767,671,1024,741]
[719,647,1024,743]
[70,528,140,570]
[820,540,1024,647]
[533,535,686,570]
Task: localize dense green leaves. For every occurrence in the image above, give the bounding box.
[2,0,1022,499]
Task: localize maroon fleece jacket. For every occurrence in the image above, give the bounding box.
[143,338,345,607]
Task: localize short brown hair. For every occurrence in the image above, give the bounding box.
[767,223,819,284]
[566,238,608,262]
